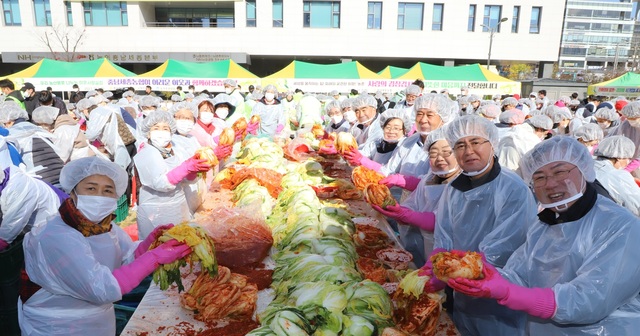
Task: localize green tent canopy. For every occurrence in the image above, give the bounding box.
[4,58,135,78]
[588,72,640,97]
[377,66,409,79]
[138,59,257,78]
[397,63,514,82]
[265,60,383,79]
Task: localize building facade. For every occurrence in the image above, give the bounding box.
[0,0,565,77]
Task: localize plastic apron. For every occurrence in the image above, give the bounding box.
[20,218,136,336]
[171,134,207,215]
[252,102,286,137]
[134,141,192,240]
[593,160,640,216]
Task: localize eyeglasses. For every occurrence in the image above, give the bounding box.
[453,140,490,153]
[428,150,453,159]
[531,166,578,188]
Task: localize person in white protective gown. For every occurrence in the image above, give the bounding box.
[420,115,538,336]
[573,123,603,155]
[448,136,640,335]
[19,157,190,336]
[344,108,410,166]
[394,84,421,130]
[295,93,324,130]
[594,107,619,137]
[348,95,384,147]
[323,100,351,134]
[85,106,134,170]
[609,101,640,177]
[372,128,462,266]
[211,93,239,127]
[133,111,213,240]
[592,135,640,216]
[248,84,286,137]
[497,115,553,171]
[31,105,92,163]
[477,104,501,123]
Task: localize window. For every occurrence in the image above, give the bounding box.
[65,1,73,25]
[155,7,234,27]
[367,1,382,29]
[34,0,52,26]
[468,5,476,32]
[482,5,502,32]
[246,0,256,27]
[2,0,21,26]
[273,0,283,27]
[83,1,127,26]
[397,2,423,30]
[511,6,519,33]
[530,6,541,34]
[432,3,443,31]
[303,1,340,28]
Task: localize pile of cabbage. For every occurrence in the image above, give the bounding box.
[236,137,287,173]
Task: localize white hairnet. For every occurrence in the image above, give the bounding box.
[520,136,596,184]
[414,93,455,123]
[558,96,571,105]
[122,91,135,98]
[574,123,603,142]
[341,98,355,110]
[66,103,76,111]
[0,102,28,122]
[594,107,619,121]
[75,98,94,111]
[212,93,236,113]
[405,85,421,96]
[31,106,60,125]
[529,109,543,117]
[520,99,533,108]
[478,104,501,118]
[85,106,131,168]
[551,108,572,123]
[329,90,339,96]
[324,100,342,114]
[424,127,447,151]
[103,92,114,99]
[170,101,198,119]
[185,93,194,99]
[444,114,500,150]
[263,84,277,94]
[501,97,518,107]
[458,96,469,105]
[379,108,412,131]
[140,110,177,137]
[139,95,159,108]
[569,99,581,106]
[170,94,183,102]
[250,92,264,101]
[223,79,237,87]
[89,95,108,105]
[468,94,481,103]
[527,115,553,131]
[621,101,640,118]
[353,95,378,109]
[60,156,128,197]
[85,90,98,98]
[594,135,636,159]
[499,110,524,125]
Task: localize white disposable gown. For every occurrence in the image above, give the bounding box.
[501,196,640,335]
[350,116,383,148]
[434,167,538,336]
[359,137,406,166]
[497,124,542,171]
[593,159,640,216]
[324,120,351,135]
[171,134,207,214]
[609,120,640,159]
[252,100,286,137]
[19,217,137,336]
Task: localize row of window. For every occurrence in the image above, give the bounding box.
[561,47,630,57]
[566,8,632,20]
[563,34,632,45]
[2,0,126,26]
[565,21,633,33]
[468,5,542,34]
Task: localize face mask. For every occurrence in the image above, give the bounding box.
[225,87,233,94]
[586,146,594,153]
[432,165,459,177]
[75,194,117,223]
[598,122,610,129]
[383,136,401,143]
[176,120,195,135]
[215,107,229,120]
[190,90,195,94]
[358,114,375,127]
[199,111,214,125]
[331,115,343,124]
[628,119,640,128]
[150,130,172,147]
[265,92,276,101]
[344,110,357,123]
[75,88,80,92]
[538,178,585,212]
[418,131,430,136]
[462,152,493,177]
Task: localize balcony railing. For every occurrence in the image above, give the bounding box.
[146,21,235,28]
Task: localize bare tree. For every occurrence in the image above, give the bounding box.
[37,25,87,62]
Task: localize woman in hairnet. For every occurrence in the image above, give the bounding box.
[211,93,238,127]
[347,95,384,146]
[340,98,358,128]
[191,99,224,147]
[448,136,640,335]
[85,106,136,170]
[420,115,538,336]
[133,111,210,240]
[497,115,553,171]
[19,157,191,336]
[343,109,408,167]
[592,135,640,216]
[372,128,461,266]
[477,104,501,122]
[248,84,286,137]
[594,107,619,136]
[610,101,640,176]
[550,108,573,136]
[573,123,603,155]
[323,100,350,134]
[33,106,92,163]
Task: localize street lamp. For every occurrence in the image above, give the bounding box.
[481,17,508,70]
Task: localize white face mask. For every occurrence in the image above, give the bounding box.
[538,177,585,212]
[331,115,344,124]
[265,92,276,101]
[175,120,195,135]
[597,122,611,129]
[462,152,493,177]
[225,87,233,94]
[199,111,214,125]
[75,194,117,223]
[150,130,172,147]
[418,131,430,136]
[215,107,229,120]
[432,165,460,177]
[628,119,640,128]
[586,145,594,153]
[344,110,357,123]
[358,115,375,127]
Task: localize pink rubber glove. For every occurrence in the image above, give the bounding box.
[342,148,363,166]
[134,224,174,259]
[379,174,421,191]
[112,239,191,295]
[418,247,448,292]
[448,260,556,319]
[625,158,640,173]
[247,122,259,135]
[166,157,210,185]
[276,124,284,134]
[0,239,9,251]
[372,204,436,231]
[214,144,232,160]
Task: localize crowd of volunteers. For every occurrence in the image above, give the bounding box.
[0,75,639,336]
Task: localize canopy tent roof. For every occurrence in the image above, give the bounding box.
[3,58,136,78]
[137,59,257,78]
[377,65,410,79]
[396,63,514,82]
[265,60,383,79]
[587,72,640,96]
